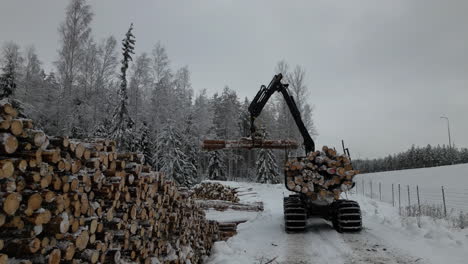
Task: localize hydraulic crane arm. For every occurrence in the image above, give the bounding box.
[248,74,315,154]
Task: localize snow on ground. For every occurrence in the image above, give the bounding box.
[355,163,468,212]
[356,163,468,189]
[205,179,468,264]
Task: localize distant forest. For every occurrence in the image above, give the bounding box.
[353,144,468,173]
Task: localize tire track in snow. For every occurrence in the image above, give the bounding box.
[206,182,429,264]
[341,228,424,264]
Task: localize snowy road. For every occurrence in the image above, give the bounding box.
[205,182,468,264]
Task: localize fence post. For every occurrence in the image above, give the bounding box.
[362,179,365,196]
[392,183,395,207]
[379,182,382,201]
[407,185,411,215]
[416,185,421,227]
[416,185,421,216]
[442,186,447,217]
[398,184,401,215]
[370,181,373,199]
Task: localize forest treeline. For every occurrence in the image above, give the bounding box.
[0,0,316,186]
[353,144,468,173]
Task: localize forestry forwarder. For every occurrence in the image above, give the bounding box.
[248,74,362,232]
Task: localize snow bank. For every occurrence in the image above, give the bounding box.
[351,193,468,264]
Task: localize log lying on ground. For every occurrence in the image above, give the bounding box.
[285,146,358,203]
[0,100,220,263]
[202,138,299,151]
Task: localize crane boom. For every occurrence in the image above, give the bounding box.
[248,74,315,154]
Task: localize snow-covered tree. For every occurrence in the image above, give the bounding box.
[110,24,136,150]
[93,118,112,138]
[256,146,280,184]
[182,114,199,181]
[138,121,154,167]
[0,42,22,99]
[173,66,193,123]
[208,151,226,181]
[55,0,93,135]
[19,46,43,104]
[91,36,118,129]
[56,0,93,96]
[39,72,61,134]
[149,42,174,127]
[129,53,151,125]
[154,122,196,187]
[274,61,317,145]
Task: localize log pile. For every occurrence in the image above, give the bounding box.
[0,101,219,264]
[190,182,239,203]
[217,221,247,241]
[285,146,359,203]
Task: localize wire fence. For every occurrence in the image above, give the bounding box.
[350,179,468,228]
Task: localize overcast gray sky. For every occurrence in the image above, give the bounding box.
[1,0,467,159]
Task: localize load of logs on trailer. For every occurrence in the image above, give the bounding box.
[0,100,219,264]
[285,146,359,202]
[190,182,239,203]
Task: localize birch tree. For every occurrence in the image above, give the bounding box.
[129,53,151,125]
[56,0,93,134]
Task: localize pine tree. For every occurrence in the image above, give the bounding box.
[110,23,136,150]
[256,148,280,184]
[154,123,196,187]
[208,151,226,181]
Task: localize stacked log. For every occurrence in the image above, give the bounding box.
[217,221,247,241]
[0,100,219,264]
[285,146,359,203]
[191,182,239,203]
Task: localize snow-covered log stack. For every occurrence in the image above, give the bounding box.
[190,182,239,203]
[0,101,219,264]
[285,146,359,202]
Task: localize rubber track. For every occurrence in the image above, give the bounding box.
[284,196,307,232]
[333,200,362,233]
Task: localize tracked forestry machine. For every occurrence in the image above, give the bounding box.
[203,74,362,233]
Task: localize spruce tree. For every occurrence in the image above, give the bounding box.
[138,121,154,167]
[110,23,136,150]
[182,114,199,181]
[0,47,19,99]
[154,123,196,187]
[93,118,112,138]
[256,148,280,184]
[208,151,226,181]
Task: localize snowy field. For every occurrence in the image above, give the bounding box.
[355,164,468,212]
[205,180,468,264]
